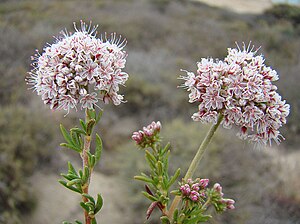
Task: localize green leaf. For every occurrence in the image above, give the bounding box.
[94,194,103,214]
[60,124,73,144]
[142,191,158,202]
[61,173,78,181]
[173,208,179,222]
[94,134,102,163]
[80,202,90,212]
[134,175,153,184]
[82,166,90,184]
[145,150,157,164]
[85,201,95,210]
[145,153,156,170]
[86,119,96,135]
[80,119,87,132]
[68,162,77,174]
[67,178,82,186]
[91,219,97,224]
[60,143,81,153]
[167,168,181,189]
[75,221,83,224]
[71,127,86,135]
[161,142,171,156]
[95,110,103,124]
[58,180,82,194]
[82,193,95,205]
[160,216,170,224]
[157,161,163,176]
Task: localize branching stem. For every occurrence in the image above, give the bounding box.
[167,114,224,221]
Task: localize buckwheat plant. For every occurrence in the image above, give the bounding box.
[132,43,289,223]
[27,21,128,224]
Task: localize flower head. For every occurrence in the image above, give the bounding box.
[179,42,290,146]
[132,121,161,148]
[27,21,128,113]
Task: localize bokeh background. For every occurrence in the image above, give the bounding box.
[0,0,299,223]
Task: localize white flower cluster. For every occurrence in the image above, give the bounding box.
[180,43,290,145]
[27,21,128,113]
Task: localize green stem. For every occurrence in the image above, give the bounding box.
[82,109,92,224]
[167,114,224,221]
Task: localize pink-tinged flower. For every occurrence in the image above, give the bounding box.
[221,199,235,210]
[189,191,200,202]
[27,21,128,113]
[213,183,224,197]
[132,121,161,148]
[199,178,209,188]
[180,184,191,196]
[179,42,290,146]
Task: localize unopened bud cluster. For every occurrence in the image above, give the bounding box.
[212,183,235,210]
[179,178,209,202]
[179,178,235,212]
[27,21,128,113]
[132,121,161,148]
[180,43,290,145]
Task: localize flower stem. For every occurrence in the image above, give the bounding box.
[167,114,224,221]
[82,109,92,224]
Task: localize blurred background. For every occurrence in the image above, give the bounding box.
[0,0,299,223]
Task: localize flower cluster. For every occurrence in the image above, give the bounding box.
[27,21,128,113]
[179,178,235,211]
[132,121,161,148]
[179,43,290,145]
[180,178,209,202]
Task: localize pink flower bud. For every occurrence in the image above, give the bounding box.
[189,191,200,202]
[132,131,144,144]
[191,183,200,191]
[213,183,223,193]
[199,178,209,188]
[180,184,191,196]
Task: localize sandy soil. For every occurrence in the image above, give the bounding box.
[193,0,273,14]
[22,171,133,224]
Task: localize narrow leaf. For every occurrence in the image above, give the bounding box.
[60,124,73,144]
[167,168,181,189]
[94,134,102,163]
[161,142,171,156]
[160,216,170,224]
[80,202,90,212]
[58,180,82,194]
[145,150,157,164]
[134,175,153,184]
[86,119,96,135]
[142,191,158,202]
[79,119,87,132]
[60,143,81,153]
[157,161,163,176]
[82,193,95,205]
[94,194,103,214]
[67,178,82,186]
[95,110,103,124]
[68,162,77,174]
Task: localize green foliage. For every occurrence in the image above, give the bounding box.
[59,110,104,223]
[0,105,57,223]
[134,141,181,219]
[265,4,300,25]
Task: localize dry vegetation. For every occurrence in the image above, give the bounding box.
[0,0,299,223]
